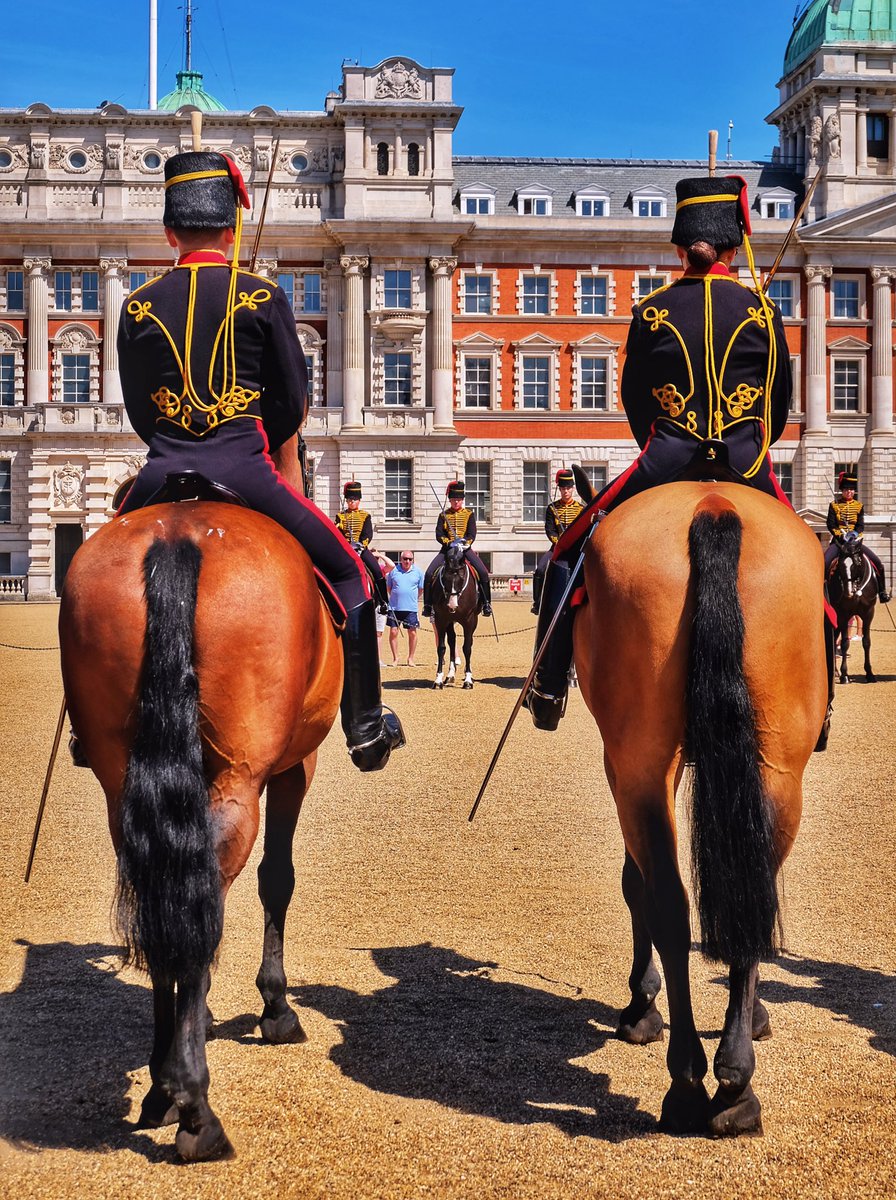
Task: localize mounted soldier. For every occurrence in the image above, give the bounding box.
[334,480,390,614]
[115,150,403,771]
[421,480,493,619]
[824,471,890,602]
[531,468,584,615]
[528,174,794,731]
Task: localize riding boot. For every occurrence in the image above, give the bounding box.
[479,576,493,618]
[373,573,390,615]
[814,603,836,753]
[527,557,575,731]
[531,569,543,616]
[340,600,406,771]
[877,574,891,603]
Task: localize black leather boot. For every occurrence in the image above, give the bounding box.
[814,606,836,753]
[340,600,406,771]
[479,577,493,618]
[527,557,575,731]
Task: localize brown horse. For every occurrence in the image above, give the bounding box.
[59,500,342,1161]
[573,482,828,1137]
[431,540,479,689]
[828,536,878,683]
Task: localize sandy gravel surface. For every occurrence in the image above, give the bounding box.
[0,600,894,1200]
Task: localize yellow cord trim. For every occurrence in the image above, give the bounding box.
[675,194,738,210]
[643,305,695,415]
[164,168,229,189]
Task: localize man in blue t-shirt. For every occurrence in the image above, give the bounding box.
[386,550,425,666]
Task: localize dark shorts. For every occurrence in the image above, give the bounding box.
[387,609,420,630]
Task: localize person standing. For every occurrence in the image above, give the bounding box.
[115,150,403,771]
[531,468,584,614]
[421,481,492,618]
[386,550,424,666]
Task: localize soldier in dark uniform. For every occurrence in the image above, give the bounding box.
[334,480,390,613]
[824,471,890,600]
[421,481,492,618]
[531,468,584,615]
[529,175,793,731]
[116,150,403,772]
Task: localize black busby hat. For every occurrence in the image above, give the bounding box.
[838,471,858,490]
[446,480,465,499]
[556,468,575,488]
[671,175,751,250]
[343,480,362,500]
[163,151,250,229]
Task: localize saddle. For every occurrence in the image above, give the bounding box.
[140,471,345,632]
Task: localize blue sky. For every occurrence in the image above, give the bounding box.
[1,0,801,161]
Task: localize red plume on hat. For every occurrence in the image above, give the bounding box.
[224,155,251,210]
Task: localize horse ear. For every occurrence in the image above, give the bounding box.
[571,463,596,504]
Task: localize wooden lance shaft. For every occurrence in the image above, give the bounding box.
[708,130,718,176]
[191,110,203,152]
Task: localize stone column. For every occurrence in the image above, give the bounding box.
[871,267,894,434]
[392,126,403,176]
[25,257,50,406]
[857,108,868,171]
[100,258,126,405]
[325,260,344,410]
[340,255,368,430]
[429,256,457,431]
[805,265,831,433]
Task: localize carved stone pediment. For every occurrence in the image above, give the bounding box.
[375,61,423,100]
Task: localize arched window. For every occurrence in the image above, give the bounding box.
[376,142,389,176]
[407,143,420,176]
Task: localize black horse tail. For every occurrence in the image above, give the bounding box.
[685,502,781,967]
[115,537,223,983]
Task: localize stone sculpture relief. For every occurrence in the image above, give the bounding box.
[52,462,84,509]
[375,61,423,100]
[823,113,841,161]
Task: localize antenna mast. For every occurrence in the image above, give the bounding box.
[185,0,194,71]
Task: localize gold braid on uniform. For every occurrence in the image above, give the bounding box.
[337,510,369,542]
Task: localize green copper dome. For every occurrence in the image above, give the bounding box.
[158,69,227,113]
[785,0,896,74]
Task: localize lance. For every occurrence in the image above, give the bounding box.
[763,167,825,293]
[249,136,281,273]
[469,513,603,822]
[24,694,68,882]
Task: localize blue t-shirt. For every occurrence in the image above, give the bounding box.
[387,564,424,610]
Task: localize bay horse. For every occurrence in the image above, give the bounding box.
[573,482,828,1137]
[431,539,479,689]
[828,534,877,683]
[58,498,342,1162]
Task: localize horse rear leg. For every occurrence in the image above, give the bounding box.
[863,610,876,682]
[446,627,457,684]
[709,963,765,1137]
[434,627,447,688]
[838,619,851,683]
[256,760,310,1045]
[137,977,178,1128]
[617,851,664,1044]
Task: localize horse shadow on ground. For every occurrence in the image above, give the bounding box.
[750,952,896,1057]
[0,939,172,1160]
[291,942,652,1141]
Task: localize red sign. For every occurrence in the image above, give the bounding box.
[508,578,522,594]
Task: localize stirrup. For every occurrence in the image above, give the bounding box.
[348,707,406,772]
[879,591,891,604]
[813,702,833,753]
[527,683,568,732]
[481,602,493,618]
[69,733,89,768]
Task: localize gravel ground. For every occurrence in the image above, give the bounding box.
[0,601,894,1200]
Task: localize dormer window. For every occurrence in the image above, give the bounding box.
[459,183,495,216]
[760,187,795,219]
[575,188,609,218]
[636,195,666,217]
[516,185,553,217]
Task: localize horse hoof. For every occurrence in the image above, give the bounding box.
[752,1002,772,1042]
[463,681,473,690]
[659,1079,711,1135]
[708,1084,763,1138]
[176,1118,235,1163]
[260,1008,307,1045]
[137,1085,178,1128]
[617,1002,665,1045]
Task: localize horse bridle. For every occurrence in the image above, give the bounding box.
[436,561,470,609]
[839,545,872,599]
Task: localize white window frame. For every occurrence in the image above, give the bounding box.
[459,183,496,216]
[575,187,610,218]
[463,460,493,524]
[458,269,498,316]
[576,271,614,317]
[830,353,867,413]
[579,463,609,495]
[455,332,503,410]
[634,272,670,304]
[632,187,668,218]
[384,456,414,522]
[512,333,561,410]
[766,273,800,319]
[382,350,414,406]
[1,269,25,312]
[831,275,865,320]
[0,324,25,406]
[517,270,557,317]
[51,323,100,405]
[570,333,620,410]
[0,457,11,524]
[373,262,423,312]
[516,185,553,217]
[759,188,796,219]
[522,461,550,523]
[789,354,802,414]
[296,324,325,407]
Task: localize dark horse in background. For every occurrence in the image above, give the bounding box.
[431,539,479,689]
[574,482,828,1137]
[59,473,343,1162]
[828,531,878,683]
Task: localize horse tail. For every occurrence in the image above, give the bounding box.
[685,499,781,967]
[115,537,223,983]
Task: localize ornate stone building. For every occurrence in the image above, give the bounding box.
[1,6,894,597]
